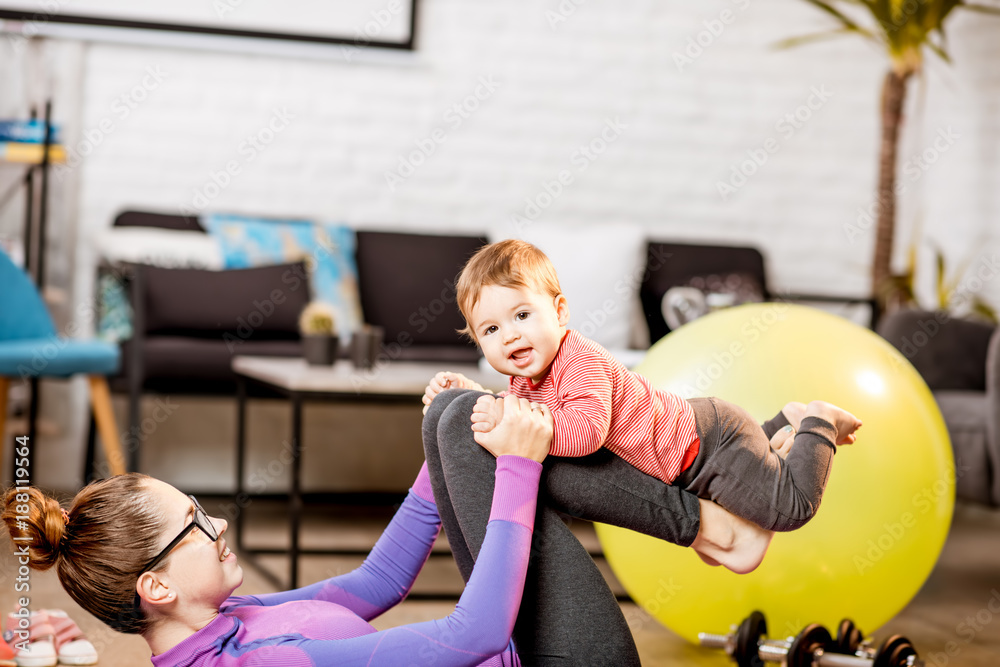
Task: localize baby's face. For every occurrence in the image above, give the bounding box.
[470,284,569,383]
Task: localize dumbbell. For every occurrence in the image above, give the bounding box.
[698,610,768,666]
[833,619,865,656]
[828,618,922,667]
[699,613,924,667]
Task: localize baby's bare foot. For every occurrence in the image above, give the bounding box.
[697,552,722,567]
[805,400,862,445]
[770,426,795,459]
[691,499,773,574]
[470,394,503,433]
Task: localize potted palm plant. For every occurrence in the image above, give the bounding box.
[783,0,1000,315]
[299,302,339,365]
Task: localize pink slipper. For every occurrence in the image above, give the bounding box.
[38,612,96,666]
[3,609,56,667]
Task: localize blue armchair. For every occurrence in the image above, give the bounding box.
[0,249,126,478]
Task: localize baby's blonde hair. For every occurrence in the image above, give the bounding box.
[456,239,562,341]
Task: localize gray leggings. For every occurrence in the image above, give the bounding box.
[677,397,837,532]
[422,390,834,664]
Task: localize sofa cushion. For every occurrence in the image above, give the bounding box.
[355,230,485,355]
[115,337,303,394]
[142,262,310,339]
[96,227,223,270]
[494,224,647,351]
[641,242,768,344]
[202,214,364,340]
[877,310,995,391]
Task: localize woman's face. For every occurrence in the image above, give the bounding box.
[145,479,243,607]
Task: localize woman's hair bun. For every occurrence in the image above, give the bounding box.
[2,486,66,571]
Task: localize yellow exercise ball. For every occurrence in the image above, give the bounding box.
[596,303,953,643]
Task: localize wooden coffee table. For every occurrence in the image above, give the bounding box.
[231,355,503,589]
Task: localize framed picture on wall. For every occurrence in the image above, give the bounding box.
[0,0,418,55]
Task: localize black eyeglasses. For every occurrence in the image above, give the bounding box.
[140,495,219,574]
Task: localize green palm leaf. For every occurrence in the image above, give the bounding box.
[787,0,1000,319]
[773,27,873,49]
[971,299,999,324]
[800,0,871,31]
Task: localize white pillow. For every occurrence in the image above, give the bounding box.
[95,228,224,270]
[490,224,648,351]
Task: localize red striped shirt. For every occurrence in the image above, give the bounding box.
[505,330,700,484]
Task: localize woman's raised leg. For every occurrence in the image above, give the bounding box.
[423,389,641,666]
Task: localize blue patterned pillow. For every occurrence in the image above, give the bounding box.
[97,273,133,342]
[202,214,363,339]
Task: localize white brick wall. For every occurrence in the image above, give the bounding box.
[6,0,1000,489]
[65,0,1000,299]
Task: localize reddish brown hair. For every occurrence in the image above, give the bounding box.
[1,474,166,634]
[456,239,562,340]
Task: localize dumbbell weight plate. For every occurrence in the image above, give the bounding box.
[834,619,864,655]
[873,636,917,667]
[735,610,767,667]
[787,624,833,667]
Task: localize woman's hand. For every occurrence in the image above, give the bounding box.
[473,394,553,463]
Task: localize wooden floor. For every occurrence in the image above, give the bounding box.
[1,499,997,665]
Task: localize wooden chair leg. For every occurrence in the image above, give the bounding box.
[87,376,126,476]
[0,377,8,472]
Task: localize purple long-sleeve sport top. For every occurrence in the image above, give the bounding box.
[150,455,541,667]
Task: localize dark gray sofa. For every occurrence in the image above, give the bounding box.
[878,309,1000,506]
[102,212,485,474]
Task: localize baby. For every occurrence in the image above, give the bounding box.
[424,239,861,567]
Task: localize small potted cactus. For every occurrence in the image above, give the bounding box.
[299,302,339,365]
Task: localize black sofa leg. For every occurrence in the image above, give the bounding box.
[83,413,96,483]
[127,390,140,473]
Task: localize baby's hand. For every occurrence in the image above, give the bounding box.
[422,372,483,415]
[471,394,503,434]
